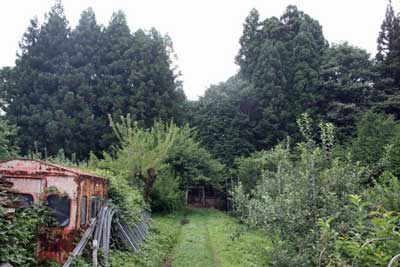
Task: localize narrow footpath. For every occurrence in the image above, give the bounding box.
[164,208,270,267]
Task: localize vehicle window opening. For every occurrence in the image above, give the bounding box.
[13,193,34,206]
[47,195,70,227]
[80,196,87,225]
[90,195,100,219]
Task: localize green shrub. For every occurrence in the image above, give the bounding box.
[150,168,185,212]
[0,203,57,266]
[318,195,400,267]
[0,117,18,160]
[350,111,400,176]
[104,116,224,212]
[232,114,368,266]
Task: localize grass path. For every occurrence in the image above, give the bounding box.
[170,209,217,267]
[159,208,270,267]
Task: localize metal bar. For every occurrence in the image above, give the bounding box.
[63,219,97,267]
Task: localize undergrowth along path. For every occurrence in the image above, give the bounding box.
[163,208,270,267]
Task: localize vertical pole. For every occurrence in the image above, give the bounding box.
[202,186,205,207]
[92,239,98,267]
[231,177,234,211]
[185,188,189,206]
[225,178,228,211]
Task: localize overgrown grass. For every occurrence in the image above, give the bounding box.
[205,209,270,267]
[109,213,181,267]
[165,208,270,267]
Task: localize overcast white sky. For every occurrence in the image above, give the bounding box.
[0,0,398,99]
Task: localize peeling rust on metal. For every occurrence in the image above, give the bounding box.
[0,159,108,263]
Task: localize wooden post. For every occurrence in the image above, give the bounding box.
[92,239,98,267]
[231,177,234,211]
[202,186,205,207]
[185,188,189,205]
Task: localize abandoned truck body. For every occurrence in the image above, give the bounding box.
[0,159,107,263]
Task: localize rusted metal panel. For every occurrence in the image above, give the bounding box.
[77,177,107,229]
[0,159,108,264]
[5,177,44,202]
[0,158,104,179]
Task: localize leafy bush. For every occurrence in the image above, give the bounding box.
[0,117,18,160]
[150,168,185,212]
[350,111,400,176]
[85,164,147,223]
[0,202,57,266]
[103,116,224,212]
[232,114,368,266]
[368,171,400,211]
[234,151,272,194]
[318,194,400,267]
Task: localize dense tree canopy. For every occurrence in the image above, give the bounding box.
[318,43,374,140]
[191,6,330,165]
[0,2,186,159]
[3,1,400,266]
[373,1,400,117]
[191,3,398,163]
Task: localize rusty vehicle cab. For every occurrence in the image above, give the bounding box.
[0,159,107,263]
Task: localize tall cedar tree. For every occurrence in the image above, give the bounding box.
[236,6,327,148]
[3,2,72,157]
[67,8,103,155]
[1,3,186,159]
[192,6,327,164]
[374,1,400,117]
[191,6,377,163]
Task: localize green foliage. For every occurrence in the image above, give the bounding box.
[0,203,57,266]
[232,115,368,266]
[0,117,18,160]
[374,1,400,117]
[109,214,180,267]
[350,111,399,175]
[318,195,400,267]
[318,43,374,141]
[165,123,225,188]
[102,116,224,211]
[236,5,327,147]
[85,163,147,222]
[234,150,273,194]
[162,208,270,267]
[189,76,257,166]
[105,116,177,182]
[368,171,400,212]
[190,5,379,164]
[1,2,186,160]
[150,169,185,212]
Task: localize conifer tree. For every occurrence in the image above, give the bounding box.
[190,76,256,165]
[2,4,186,159]
[374,0,400,117]
[318,43,374,140]
[4,1,72,156]
[236,6,327,147]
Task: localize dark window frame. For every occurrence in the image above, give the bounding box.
[89,195,100,220]
[46,194,71,228]
[12,192,35,206]
[80,196,87,226]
